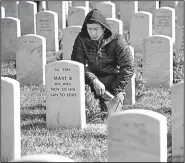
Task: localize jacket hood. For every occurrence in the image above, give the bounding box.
[80,9,113,39]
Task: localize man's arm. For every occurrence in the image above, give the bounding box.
[71,34,98,84]
[112,35,134,96]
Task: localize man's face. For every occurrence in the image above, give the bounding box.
[87,23,105,40]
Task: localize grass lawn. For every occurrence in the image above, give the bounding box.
[1,47,183,162]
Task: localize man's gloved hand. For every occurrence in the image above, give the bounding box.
[92,78,105,96]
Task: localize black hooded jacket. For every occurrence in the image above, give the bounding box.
[71,9,134,96]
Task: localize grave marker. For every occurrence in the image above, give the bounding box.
[138,1,159,18]
[18,1,37,35]
[36,11,59,52]
[120,1,138,31]
[63,26,81,60]
[96,1,116,18]
[72,1,89,11]
[38,1,46,12]
[160,1,178,8]
[16,34,46,85]
[45,60,86,129]
[1,1,18,18]
[130,11,152,53]
[89,1,100,10]
[172,81,184,162]
[142,35,173,87]
[106,18,123,35]
[108,109,167,162]
[68,6,88,26]
[154,7,175,42]
[176,1,184,28]
[124,46,135,105]
[175,26,184,58]
[1,77,21,161]
[47,1,66,30]
[1,17,21,62]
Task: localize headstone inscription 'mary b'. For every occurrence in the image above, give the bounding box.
[45,60,86,129]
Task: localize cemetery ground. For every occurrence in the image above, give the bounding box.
[1,31,184,161]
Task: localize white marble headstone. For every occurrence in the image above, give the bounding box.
[124,46,135,105]
[45,60,86,129]
[47,1,66,30]
[142,35,173,87]
[120,1,138,31]
[106,18,123,35]
[96,1,116,18]
[1,77,21,161]
[16,34,46,85]
[112,1,120,18]
[154,7,175,43]
[172,81,184,162]
[63,26,81,60]
[38,1,46,12]
[89,1,100,10]
[18,1,37,35]
[160,1,178,8]
[36,11,59,52]
[175,26,184,58]
[72,1,89,11]
[108,109,167,162]
[176,1,184,28]
[138,1,159,18]
[68,6,88,26]
[1,1,18,18]
[130,11,152,53]
[1,17,21,62]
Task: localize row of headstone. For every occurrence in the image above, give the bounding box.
[2,76,183,161]
[1,1,183,36]
[61,25,182,89]
[130,7,176,53]
[110,1,183,31]
[1,1,183,31]
[2,10,183,89]
[1,1,48,18]
[1,60,86,160]
[1,16,135,105]
[1,10,59,58]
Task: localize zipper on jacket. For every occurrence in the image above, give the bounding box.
[93,40,100,72]
[93,38,106,73]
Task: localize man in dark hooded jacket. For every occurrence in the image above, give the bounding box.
[71,9,134,117]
